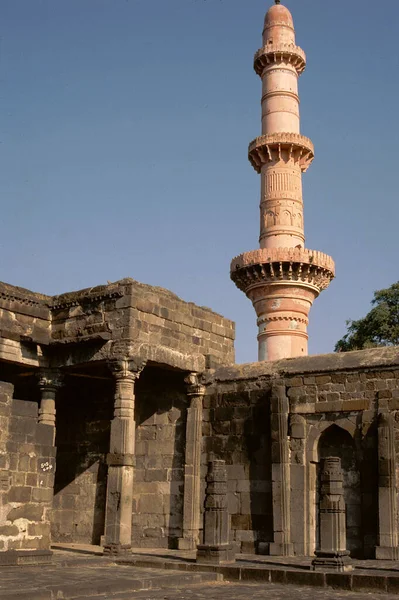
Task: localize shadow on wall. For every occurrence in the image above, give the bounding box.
[316,423,378,559]
[133,366,187,549]
[52,374,113,545]
[203,385,273,554]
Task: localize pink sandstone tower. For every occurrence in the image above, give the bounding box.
[230,0,335,362]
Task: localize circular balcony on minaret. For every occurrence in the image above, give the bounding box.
[254,44,306,77]
[248,133,314,173]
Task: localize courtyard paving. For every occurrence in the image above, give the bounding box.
[2,547,399,599]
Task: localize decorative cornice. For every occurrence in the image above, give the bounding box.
[51,290,123,310]
[248,133,314,173]
[0,291,45,308]
[254,44,306,76]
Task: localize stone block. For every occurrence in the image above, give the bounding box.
[7,504,43,522]
[25,473,38,487]
[139,493,164,514]
[31,487,53,503]
[8,486,32,503]
[0,525,19,537]
[352,574,387,592]
[286,570,326,587]
[28,522,50,537]
[11,399,38,418]
[145,469,166,482]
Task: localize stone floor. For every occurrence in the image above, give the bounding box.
[52,544,399,575]
[2,546,399,599]
[124,582,399,600]
[0,551,219,600]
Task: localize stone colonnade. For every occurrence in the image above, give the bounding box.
[102,361,205,554]
[29,364,399,558]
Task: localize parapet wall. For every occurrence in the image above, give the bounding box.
[0,278,235,370]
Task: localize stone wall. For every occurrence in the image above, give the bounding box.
[204,348,399,558]
[0,382,55,564]
[133,367,186,548]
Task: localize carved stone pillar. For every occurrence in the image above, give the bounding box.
[270,383,293,556]
[196,459,235,564]
[38,369,63,445]
[290,414,308,555]
[178,373,206,550]
[312,457,352,572]
[376,412,399,559]
[103,358,146,555]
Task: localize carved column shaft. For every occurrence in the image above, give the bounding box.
[270,383,293,556]
[312,457,352,572]
[178,373,205,550]
[376,412,398,559]
[38,370,63,445]
[104,359,145,555]
[290,414,308,555]
[196,460,235,565]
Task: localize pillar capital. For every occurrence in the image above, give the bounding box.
[108,358,147,382]
[37,368,64,392]
[184,372,206,398]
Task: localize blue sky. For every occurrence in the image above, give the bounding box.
[1,0,398,364]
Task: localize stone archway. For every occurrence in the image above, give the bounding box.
[316,424,361,557]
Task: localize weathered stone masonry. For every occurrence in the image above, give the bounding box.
[0,277,235,561]
[203,347,399,558]
[1,1,398,567]
[0,382,55,564]
[1,275,399,563]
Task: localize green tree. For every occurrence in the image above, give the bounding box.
[335,282,399,352]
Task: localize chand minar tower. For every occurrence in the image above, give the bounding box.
[230,0,335,362]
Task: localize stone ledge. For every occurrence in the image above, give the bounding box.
[117,554,399,595]
[0,549,52,566]
[207,347,399,384]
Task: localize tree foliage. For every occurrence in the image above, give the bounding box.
[335,282,399,352]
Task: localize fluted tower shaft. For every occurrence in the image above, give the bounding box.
[230,1,334,362]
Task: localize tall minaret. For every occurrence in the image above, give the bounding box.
[230,1,335,362]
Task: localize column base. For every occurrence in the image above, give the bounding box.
[196,543,235,565]
[178,536,198,551]
[269,542,294,557]
[375,546,399,560]
[103,543,132,556]
[312,551,353,572]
